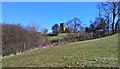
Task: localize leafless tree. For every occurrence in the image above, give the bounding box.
[65,17,82,33]
[115,1,120,33]
[40,28,48,35]
[2,23,46,57]
[97,2,119,34]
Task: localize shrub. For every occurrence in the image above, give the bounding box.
[2,24,46,57]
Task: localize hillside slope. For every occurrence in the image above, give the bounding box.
[2,34,118,67]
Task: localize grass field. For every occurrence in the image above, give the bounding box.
[47,33,80,41]
[2,34,118,67]
[47,33,68,41]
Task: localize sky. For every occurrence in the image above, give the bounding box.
[2,2,98,32]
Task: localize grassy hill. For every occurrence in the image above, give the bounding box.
[47,33,68,41]
[2,34,118,67]
[47,33,81,41]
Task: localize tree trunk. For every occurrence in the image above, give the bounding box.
[115,21,118,33]
[115,2,120,33]
[74,21,77,33]
[112,2,116,34]
[112,13,115,34]
[107,16,110,35]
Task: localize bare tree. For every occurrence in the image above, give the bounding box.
[41,28,48,35]
[115,1,120,33]
[97,3,111,35]
[2,23,46,57]
[97,2,118,34]
[66,17,82,33]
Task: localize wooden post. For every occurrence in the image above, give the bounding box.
[24,43,25,51]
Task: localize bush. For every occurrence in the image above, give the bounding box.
[2,24,46,57]
[47,32,58,36]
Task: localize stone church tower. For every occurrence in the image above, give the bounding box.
[60,23,66,33]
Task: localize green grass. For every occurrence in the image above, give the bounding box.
[47,33,68,41]
[2,34,118,67]
[47,33,81,41]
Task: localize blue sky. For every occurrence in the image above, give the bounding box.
[2,2,98,32]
